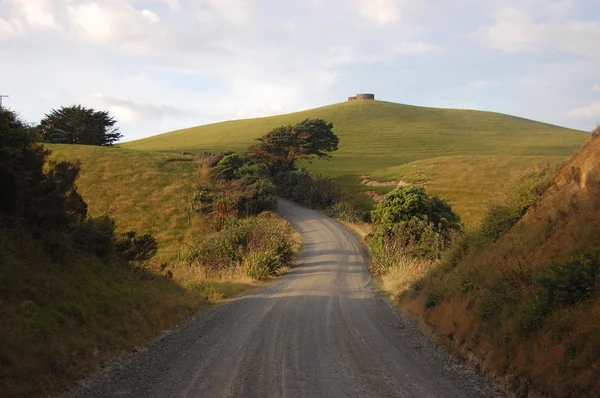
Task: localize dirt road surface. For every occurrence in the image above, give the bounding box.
[68,199,502,397]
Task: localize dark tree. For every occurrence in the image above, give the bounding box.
[41,105,122,146]
[0,108,87,231]
[246,118,339,172]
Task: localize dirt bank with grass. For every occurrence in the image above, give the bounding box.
[384,131,600,397]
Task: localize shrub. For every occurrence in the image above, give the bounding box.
[371,186,461,237]
[211,153,245,180]
[115,231,159,266]
[275,168,341,209]
[187,215,294,279]
[71,216,116,260]
[519,250,600,333]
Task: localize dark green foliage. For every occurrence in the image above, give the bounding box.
[40,105,122,146]
[274,168,341,209]
[371,186,461,238]
[0,108,156,265]
[71,216,116,260]
[519,250,600,333]
[0,109,87,232]
[115,231,159,265]
[192,176,276,220]
[246,118,339,173]
[211,153,245,180]
[371,186,432,235]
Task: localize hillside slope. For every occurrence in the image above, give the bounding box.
[402,132,600,396]
[123,101,587,176]
[49,145,202,260]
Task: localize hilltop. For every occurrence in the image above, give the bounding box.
[123,100,587,176]
[122,100,588,225]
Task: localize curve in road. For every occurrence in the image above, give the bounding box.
[69,199,502,397]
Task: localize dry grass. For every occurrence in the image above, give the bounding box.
[0,231,205,397]
[0,145,300,396]
[379,256,435,298]
[394,133,600,397]
[367,155,567,227]
[48,144,205,260]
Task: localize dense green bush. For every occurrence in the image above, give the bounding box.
[368,186,461,263]
[371,186,461,238]
[211,153,245,180]
[519,250,600,333]
[274,168,341,209]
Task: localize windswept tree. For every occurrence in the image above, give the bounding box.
[246,118,339,172]
[41,105,122,146]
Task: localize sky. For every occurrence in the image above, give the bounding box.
[1,0,599,142]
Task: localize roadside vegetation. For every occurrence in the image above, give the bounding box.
[0,107,301,396]
[372,128,600,397]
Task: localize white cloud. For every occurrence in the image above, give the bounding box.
[358,0,400,25]
[356,0,428,26]
[473,5,600,58]
[67,3,119,44]
[593,84,600,92]
[141,10,160,23]
[16,0,58,30]
[0,0,58,39]
[394,42,440,55]
[569,102,600,118]
[473,7,546,53]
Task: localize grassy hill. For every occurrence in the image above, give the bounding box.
[49,144,203,260]
[122,101,588,225]
[123,100,587,176]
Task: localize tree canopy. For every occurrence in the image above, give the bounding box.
[246,118,339,172]
[41,105,122,146]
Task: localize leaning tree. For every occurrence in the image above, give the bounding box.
[41,105,122,146]
[245,118,339,173]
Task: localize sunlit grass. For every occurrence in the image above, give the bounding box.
[49,144,204,260]
[367,155,567,227]
[123,100,587,177]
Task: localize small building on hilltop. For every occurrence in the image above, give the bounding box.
[348,93,375,101]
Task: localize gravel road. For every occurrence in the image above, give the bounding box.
[68,199,503,398]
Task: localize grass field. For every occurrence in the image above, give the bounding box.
[367,155,568,227]
[123,100,587,176]
[49,144,204,260]
[122,100,588,224]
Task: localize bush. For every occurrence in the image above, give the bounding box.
[369,186,461,262]
[211,153,245,180]
[115,231,159,266]
[371,186,461,237]
[519,250,600,333]
[275,168,341,209]
[71,216,116,260]
[187,215,294,279]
